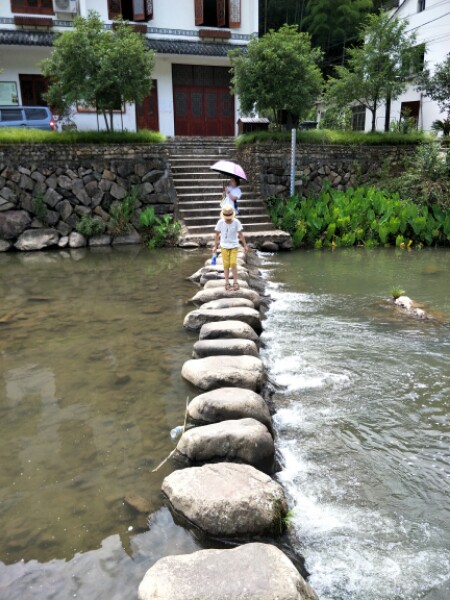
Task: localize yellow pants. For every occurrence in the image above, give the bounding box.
[221,247,238,269]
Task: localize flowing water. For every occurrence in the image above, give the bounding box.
[1,246,449,600]
[260,248,450,600]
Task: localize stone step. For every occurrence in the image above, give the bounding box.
[175,184,251,194]
[183,213,271,224]
[178,201,266,211]
[177,191,255,199]
[180,208,267,219]
[172,172,231,180]
[187,222,275,234]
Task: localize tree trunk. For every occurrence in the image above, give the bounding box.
[371,105,377,132]
[264,0,268,33]
[109,109,114,133]
[102,110,110,132]
[384,92,391,132]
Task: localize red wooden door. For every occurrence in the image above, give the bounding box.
[19,74,48,106]
[136,81,159,131]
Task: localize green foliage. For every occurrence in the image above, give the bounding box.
[0,128,164,144]
[380,143,450,211]
[326,12,422,131]
[41,11,155,132]
[417,55,450,122]
[110,188,138,234]
[431,119,450,137]
[236,129,430,147]
[139,206,182,249]
[267,185,450,249]
[32,194,48,224]
[319,106,352,130]
[76,215,106,237]
[390,286,405,299]
[229,25,324,128]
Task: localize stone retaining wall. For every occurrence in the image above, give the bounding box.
[237,142,417,198]
[0,144,176,250]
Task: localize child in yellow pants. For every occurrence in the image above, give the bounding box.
[213,205,248,290]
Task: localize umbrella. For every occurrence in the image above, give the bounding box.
[210,160,247,181]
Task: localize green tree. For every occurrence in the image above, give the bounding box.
[41,11,155,132]
[417,55,450,130]
[230,25,323,129]
[326,12,421,132]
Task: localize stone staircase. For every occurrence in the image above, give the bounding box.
[166,138,290,248]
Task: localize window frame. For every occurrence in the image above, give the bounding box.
[195,0,241,29]
[418,0,426,13]
[351,106,366,132]
[108,0,153,22]
[10,0,54,16]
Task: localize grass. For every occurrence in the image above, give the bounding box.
[236,129,433,147]
[0,128,165,145]
[390,286,406,300]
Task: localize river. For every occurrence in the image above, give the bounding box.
[0,247,449,599]
[260,248,450,600]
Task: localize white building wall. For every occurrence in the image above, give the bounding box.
[366,0,450,132]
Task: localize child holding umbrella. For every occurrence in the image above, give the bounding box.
[221,176,242,215]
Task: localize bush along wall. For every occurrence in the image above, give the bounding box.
[0,144,177,251]
[267,186,450,249]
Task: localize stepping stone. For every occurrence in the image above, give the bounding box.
[201,265,248,275]
[199,320,259,342]
[182,355,264,391]
[188,387,272,431]
[162,463,288,538]
[183,307,262,334]
[175,418,274,473]
[191,288,262,309]
[204,279,249,289]
[201,298,255,310]
[138,542,319,600]
[200,272,250,285]
[192,338,259,358]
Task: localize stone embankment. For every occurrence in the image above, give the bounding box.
[137,249,318,600]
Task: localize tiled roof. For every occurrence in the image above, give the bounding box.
[0,28,247,56]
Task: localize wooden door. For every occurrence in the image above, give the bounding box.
[136,81,159,131]
[19,74,48,106]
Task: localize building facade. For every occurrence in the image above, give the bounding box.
[358,0,450,132]
[0,0,258,136]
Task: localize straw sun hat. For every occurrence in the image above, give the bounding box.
[221,205,235,220]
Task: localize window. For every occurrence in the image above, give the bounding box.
[418,0,426,12]
[19,74,48,106]
[108,0,153,21]
[24,108,49,120]
[401,101,420,127]
[10,0,54,15]
[351,106,366,131]
[0,108,24,122]
[195,0,241,28]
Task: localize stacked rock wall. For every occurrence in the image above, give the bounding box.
[237,142,417,198]
[0,144,176,250]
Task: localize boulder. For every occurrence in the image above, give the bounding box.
[203,279,249,289]
[182,355,264,392]
[394,295,427,319]
[260,241,279,253]
[191,287,262,309]
[199,320,259,342]
[201,298,255,311]
[123,493,151,514]
[193,338,259,358]
[162,463,288,538]
[0,239,12,252]
[0,210,31,240]
[184,307,262,334]
[14,228,59,251]
[138,543,318,600]
[89,234,111,247]
[176,418,274,473]
[188,387,272,431]
[58,235,69,248]
[112,227,141,246]
[69,232,87,248]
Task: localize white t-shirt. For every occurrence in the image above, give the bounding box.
[215,218,243,249]
[222,186,242,210]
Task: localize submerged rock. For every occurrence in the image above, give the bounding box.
[188,387,272,431]
[199,320,259,342]
[192,338,259,358]
[15,228,59,251]
[162,463,288,538]
[394,295,427,319]
[175,418,274,473]
[191,287,262,309]
[182,355,264,391]
[123,493,151,514]
[138,542,318,600]
[184,307,262,334]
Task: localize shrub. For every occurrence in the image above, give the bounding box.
[267,185,450,249]
[109,188,138,234]
[139,206,182,249]
[0,128,165,145]
[76,215,106,237]
[390,287,406,299]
